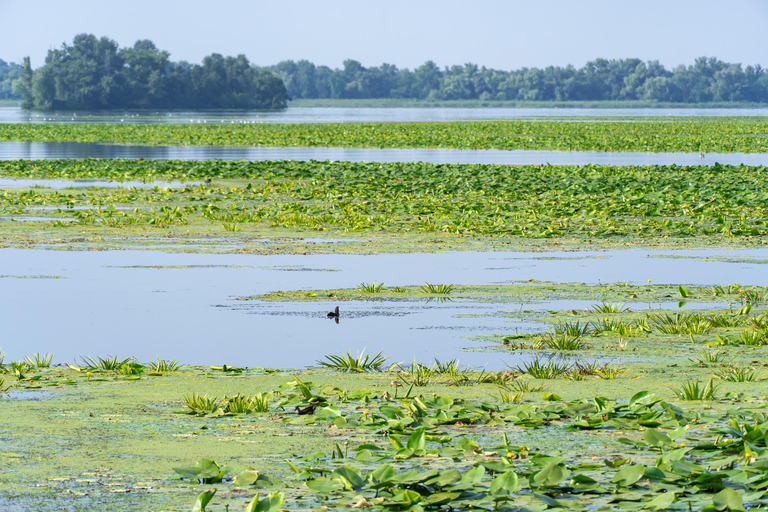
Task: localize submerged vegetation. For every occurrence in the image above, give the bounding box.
[3,118,768,152]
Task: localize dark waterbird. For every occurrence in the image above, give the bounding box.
[327,306,340,323]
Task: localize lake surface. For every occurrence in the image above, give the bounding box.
[2,248,765,369]
[1,141,765,166]
[2,106,768,124]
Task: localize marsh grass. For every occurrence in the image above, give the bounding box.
[676,378,719,401]
[715,364,757,382]
[511,358,571,379]
[552,321,591,337]
[395,361,435,386]
[318,350,389,373]
[25,353,54,368]
[591,302,629,314]
[650,312,712,335]
[421,283,454,295]
[540,333,587,351]
[357,282,385,293]
[148,358,183,372]
[183,393,221,415]
[690,349,729,366]
[80,355,133,371]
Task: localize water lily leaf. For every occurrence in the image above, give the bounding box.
[612,465,645,487]
[629,391,655,406]
[424,469,461,488]
[370,465,396,484]
[461,465,486,485]
[173,459,223,483]
[532,463,568,488]
[712,488,744,511]
[332,466,365,490]
[643,429,675,448]
[192,489,216,512]
[423,492,462,506]
[542,393,561,401]
[407,427,426,451]
[305,478,344,493]
[246,491,285,512]
[490,471,519,495]
[533,492,565,508]
[643,491,675,510]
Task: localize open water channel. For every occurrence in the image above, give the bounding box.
[2,248,766,369]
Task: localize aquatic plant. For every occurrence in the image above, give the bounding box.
[173,459,230,484]
[690,349,729,366]
[356,282,385,293]
[552,320,591,337]
[395,361,435,386]
[676,378,719,401]
[540,333,587,351]
[595,365,629,379]
[591,302,628,314]
[715,364,756,382]
[148,358,183,372]
[318,350,389,373]
[79,355,133,371]
[25,352,54,368]
[650,312,712,335]
[183,393,221,415]
[421,283,454,295]
[432,358,463,376]
[497,385,524,404]
[511,358,571,379]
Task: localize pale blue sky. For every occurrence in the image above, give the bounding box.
[1,0,766,70]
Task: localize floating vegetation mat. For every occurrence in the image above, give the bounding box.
[2,118,768,153]
[1,159,767,251]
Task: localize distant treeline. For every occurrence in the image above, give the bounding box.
[269,57,768,103]
[13,34,289,110]
[3,34,768,108]
[0,60,21,100]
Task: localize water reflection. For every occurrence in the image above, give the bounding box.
[1,141,766,166]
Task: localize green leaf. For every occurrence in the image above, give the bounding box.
[678,285,690,298]
[305,478,344,493]
[712,488,744,511]
[532,463,567,487]
[191,489,216,512]
[407,427,426,451]
[644,491,676,510]
[490,471,519,495]
[643,429,675,448]
[246,491,285,512]
[173,459,223,483]
[612,464,645,487]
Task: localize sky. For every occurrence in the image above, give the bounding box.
[1,0,767,71]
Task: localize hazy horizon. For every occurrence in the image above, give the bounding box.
[1,0,767,70]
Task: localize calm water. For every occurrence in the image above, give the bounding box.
[2,106,768,124]
[2,248,765,368]
[0,141,765,166]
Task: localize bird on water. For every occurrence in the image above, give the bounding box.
[327,306,340,323]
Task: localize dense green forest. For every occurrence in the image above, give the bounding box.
[270,57,768,103]
[0,60,22,100]
[3,33,768,109]
[13,34,289,110]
